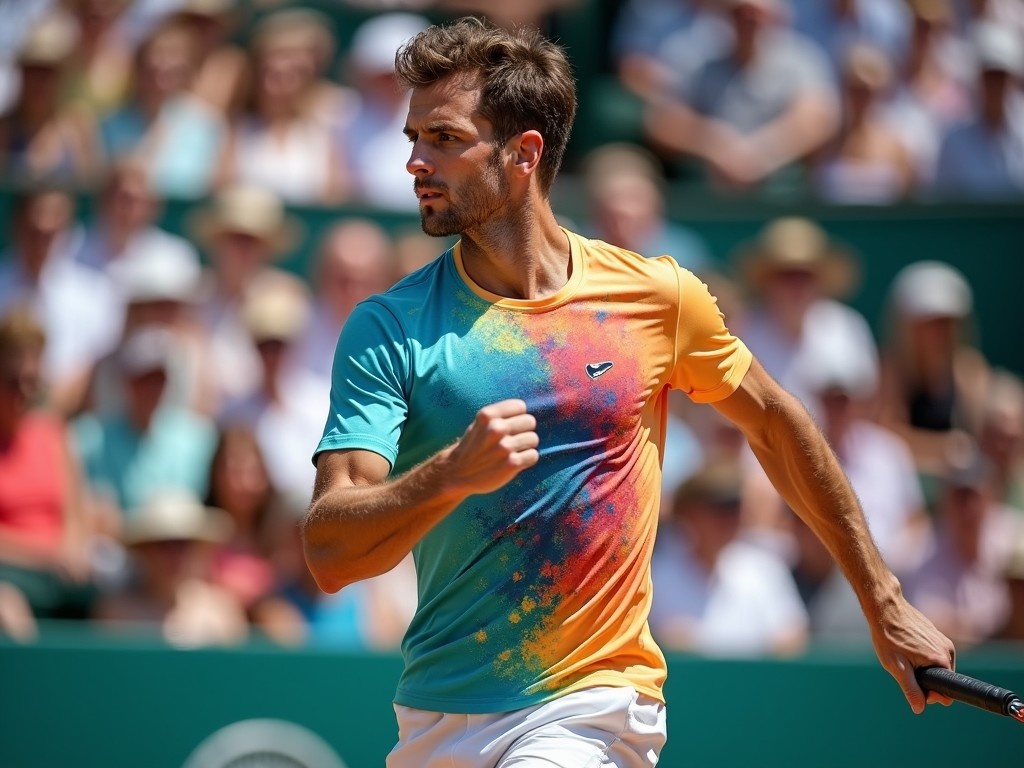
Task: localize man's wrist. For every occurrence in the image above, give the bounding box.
[858,571,905,623]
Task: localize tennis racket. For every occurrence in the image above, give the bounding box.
[915,666,1024,723]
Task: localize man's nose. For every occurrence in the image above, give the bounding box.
[407,143,434,176]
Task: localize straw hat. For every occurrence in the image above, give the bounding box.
[174,0,235,21]
[189,184,301,257]
[122,490,233,547]
[736,217,859,298]
[18,11,79,67]
[250,7,336,62]
[906,0,954,25]
[672,460,744,516]
[843,42,894,92]
[241,270,312,343]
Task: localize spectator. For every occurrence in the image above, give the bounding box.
[643,0,840,192]
[0,0,52,116]
[649,460,809,657]
[0,187,121,416]
[0,307,95,634]
[62,0,134,120]
[72,325,219,524]
[884,0,974,189]
[203,424,303,640]
[903,448,1013,645]
[732,217,877,414]
[220,270,324,505]
[788,505,872,643]
[609,0,729,102]
[797,325,932,574]
[99,16,226,198]
[394,226,445,278]
[188,182,301,409]
[788,0,911,78]
[434,0,582,29]
[73,158,201,279]
[168,0,248,117]
[977,369,1024,511]
[951,0,1024,44]
[877,260,990,476]
[932,21,1024,199]
[291,218,395,387]
[93,489,248,647]
[580,142,711,274]
[85,235,214,418]
[993,528,1024,643]
[216,8,347,205]
[335,12,430,211]
[0,10,100,185]
[811,42,916,203]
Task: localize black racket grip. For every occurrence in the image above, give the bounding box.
[915,666,1019,716]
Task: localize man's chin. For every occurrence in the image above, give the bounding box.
[420,212,459,238]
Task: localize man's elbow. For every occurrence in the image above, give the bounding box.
[302,545,357,595]
[300,524,359,594]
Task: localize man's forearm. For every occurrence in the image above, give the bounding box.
[302,449,468,593]
[745,389,902,617]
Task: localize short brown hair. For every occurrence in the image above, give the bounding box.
[0,305,46,365]
[395,16,577,194]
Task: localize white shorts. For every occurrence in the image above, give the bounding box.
[386,686,667,768]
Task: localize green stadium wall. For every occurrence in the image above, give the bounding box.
[1,628,1022,768]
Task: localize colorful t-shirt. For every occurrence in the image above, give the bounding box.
[314,229,751,714]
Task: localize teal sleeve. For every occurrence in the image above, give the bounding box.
[312,299,409,471]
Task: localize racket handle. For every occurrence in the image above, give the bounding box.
[915,666,1019,717]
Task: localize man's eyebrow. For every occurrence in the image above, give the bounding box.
[405,121,463,137]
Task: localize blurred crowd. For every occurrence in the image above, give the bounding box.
[0,0,1022,656]
[615,0,1024,201]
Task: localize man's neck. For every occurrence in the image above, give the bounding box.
[458,205,571,301]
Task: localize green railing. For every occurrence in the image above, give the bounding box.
[1,624,1022,767]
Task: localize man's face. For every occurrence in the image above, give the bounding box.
[404,75,511,237]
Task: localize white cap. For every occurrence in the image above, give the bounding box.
[350,13,429,74]
[973,20,1024,77]
[117,325,176,376]
[113,234,202,304]
[798,322,880,399]
[122,490,232,546]
[890,261,973,320]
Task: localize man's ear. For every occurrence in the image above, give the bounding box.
[510,130,544,179]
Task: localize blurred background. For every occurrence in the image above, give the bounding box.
[0,1,1022,766]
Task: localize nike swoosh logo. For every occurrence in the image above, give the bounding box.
[586,361,614,379]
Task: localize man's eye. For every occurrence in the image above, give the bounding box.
[438,133,455,142]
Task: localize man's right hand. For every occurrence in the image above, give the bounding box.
[442,399,540,496]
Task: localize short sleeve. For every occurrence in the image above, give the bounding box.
[312,299,410,470]
[669,268,752,403]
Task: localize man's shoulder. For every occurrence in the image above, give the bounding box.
[342,250,452,336]
[575,232,682,278]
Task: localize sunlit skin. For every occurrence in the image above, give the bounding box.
[210,433,271,533]
[404,77,510,239]
[402,73,570,301]
[0,351,42,444]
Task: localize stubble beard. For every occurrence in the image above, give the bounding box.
[419,146,510,238]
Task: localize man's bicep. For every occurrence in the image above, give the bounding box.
[312,449,392,503]
[709,358,789,443]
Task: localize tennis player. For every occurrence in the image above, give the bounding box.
[302,16,955,767]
